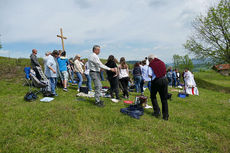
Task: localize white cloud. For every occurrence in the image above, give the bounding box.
[0,50,9,55]
[0,0,214,61]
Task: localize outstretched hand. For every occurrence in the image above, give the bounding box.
[110,68,116,72]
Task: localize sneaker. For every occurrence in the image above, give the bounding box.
[77,89,80,92]
[111,98,119,103]
[63,88,68,92]
[52,93,58,97]
[144,104,153,109]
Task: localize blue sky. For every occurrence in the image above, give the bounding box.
[0,0,214,62]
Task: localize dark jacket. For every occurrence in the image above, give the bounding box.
[30,53,40,69]
[133,66,142,76]
[105,60,117,79]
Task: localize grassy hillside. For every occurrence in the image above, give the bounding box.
[0,57,230,153]
[195,70,230,93]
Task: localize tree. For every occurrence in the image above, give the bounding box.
[184,0,230,64]
[173,54,183,69]
[172,54,194,71]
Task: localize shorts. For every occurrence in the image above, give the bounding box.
[60,71,69,81]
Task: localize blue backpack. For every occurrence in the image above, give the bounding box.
[24,92,37,102]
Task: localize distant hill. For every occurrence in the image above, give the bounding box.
[126,61,139,65]
[166,58,213,72]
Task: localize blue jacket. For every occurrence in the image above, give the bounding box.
[57,57,69,72]
[120,104,144,119]
[172,71,177,79]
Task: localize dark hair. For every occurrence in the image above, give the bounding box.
[93,45,100,52]
[134,62,140,68]
[142,60,146,65]
[120,57,128,69]
[61,51,66,56]
[107,55,115,62]
[52,50,58,56]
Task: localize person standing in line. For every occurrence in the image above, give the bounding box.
[118,57,130,99]
[133,62,142,93]
[167,67,173,87]
[30,49,41,80]
[53,50,61,87]
[145,57,149,65]
[45,50,59,96]
[57,51,69,92]
[88,45,115,107]
[140,60,151,95]
[105,55,120,100]
[176,69,180,86]
[68,58,76,83]
[148,54,169,120]
[43,51,51,73]
[84,60,92,91]
[74,54,84,92]
[172,69,177,87]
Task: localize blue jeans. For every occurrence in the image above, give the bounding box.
[173,78,177,87]
[167,77,172,86]
[100,71,104,81]
[140,80,151,93]
[177,78,180,86]
[76,72,83,89]
[71,70,75,81]
[49,77,57,95]
[134,76,142,93]
[85,74,92,91]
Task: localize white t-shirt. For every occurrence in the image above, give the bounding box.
[119,65,129,79]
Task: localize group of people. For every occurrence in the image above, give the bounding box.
[30,45,199,121]
[166,67,199,95]
[166,67,180,87]
[86,46,169,120]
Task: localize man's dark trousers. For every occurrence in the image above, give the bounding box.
[150,77,169,118]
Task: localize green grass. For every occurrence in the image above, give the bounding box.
[0,57,230,152]
[195,70,230,93]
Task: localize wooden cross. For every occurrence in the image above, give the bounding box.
[57,28,67,51]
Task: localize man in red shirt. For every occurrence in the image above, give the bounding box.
[148,54,169,120]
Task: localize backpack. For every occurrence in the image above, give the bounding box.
[80,86,89,94]
[24,92,37,102]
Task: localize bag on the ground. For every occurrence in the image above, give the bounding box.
[80,86,89,94]
[24,92,37,102]
[177,92,189,98]
[134,96,148,106]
